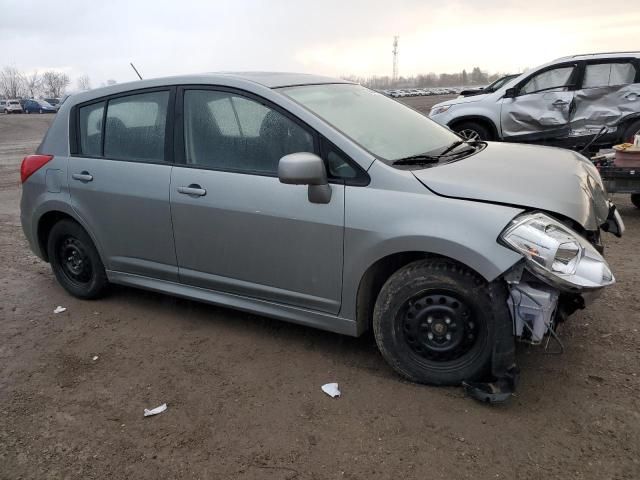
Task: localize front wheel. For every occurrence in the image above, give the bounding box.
[47,219,109,299]
[453,121,491,141]
[373,258,500,385]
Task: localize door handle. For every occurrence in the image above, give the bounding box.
[177,184,207,197]
[72,171,93,182]
[552,99,569,107]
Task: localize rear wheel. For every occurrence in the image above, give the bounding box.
[373,258,499,385]
[631,194,640,209]
[453,121,491,141]
[39,108,43,114]
[623,119,640,143]
[47,219,109,299]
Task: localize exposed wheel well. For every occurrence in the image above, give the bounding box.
[448,117,498,140]
[356,252,485,334]
[37,211,76,262]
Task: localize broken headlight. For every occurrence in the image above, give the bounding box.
[500,213,614,290]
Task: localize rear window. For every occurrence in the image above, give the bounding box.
[76,90,169,162]
[583,62,637,88]
[104,91,169,162]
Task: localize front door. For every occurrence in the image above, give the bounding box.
[170,88,345,314]
[69,90,178,281]
[500,64,578,142]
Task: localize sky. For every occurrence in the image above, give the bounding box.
[1,0,639,88]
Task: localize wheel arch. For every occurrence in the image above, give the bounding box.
[35,207,104,264]
[354,251,500,336]
[448,115,499,140]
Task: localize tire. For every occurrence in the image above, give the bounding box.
[39,109,43,114]
[623,119,640,143]
[47,219,109,299]
[453,121,491,141]
[631,194,640,209]
[373,258,501,385]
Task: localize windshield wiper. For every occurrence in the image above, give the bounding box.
[393,155,441,165]
[393,141,479,166]
[438,140,468,156]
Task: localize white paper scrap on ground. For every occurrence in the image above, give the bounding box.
[92,355,99,361]
[144,403,167,417]
[53,306,66,314]
[321,383,341,398]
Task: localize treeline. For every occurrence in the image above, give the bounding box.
[0,66,115,99]
[343,67,509,89]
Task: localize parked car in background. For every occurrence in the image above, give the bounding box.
[4,99,24,113]
[44,98,60,106]
[430,52,640,149]
[0,99,6,111]
[24,99,57,114]
[20,72,623,401]
[458,75,519,98]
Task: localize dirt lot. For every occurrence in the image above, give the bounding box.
[1,108,639,480]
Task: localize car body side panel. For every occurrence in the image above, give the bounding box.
[170,167,345,314]
[500,91,575,140]
[67,158,178,281]
[339,161,523,321]
[571,84,640,138]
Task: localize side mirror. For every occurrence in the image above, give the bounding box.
[504,87,517,99]
[278,152,332,204]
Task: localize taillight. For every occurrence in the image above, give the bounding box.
[20,154,54,183]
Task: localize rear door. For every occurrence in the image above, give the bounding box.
[572,58,640,139]
[500,63,578,141]
[170,87,345,314]
[69,88,178,281]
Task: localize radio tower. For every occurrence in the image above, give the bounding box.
[392,36,399,83]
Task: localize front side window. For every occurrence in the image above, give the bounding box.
[104,91,169,162]
[183,90,314,175]
[281,83,459,162]
[79,101,105,156]
[583,62,637,88]
[520,66,576,95]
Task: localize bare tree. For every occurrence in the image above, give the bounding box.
[77,74,91,91]
[25,71,42,98]
[0,66,26,98]
[42,71,70,98]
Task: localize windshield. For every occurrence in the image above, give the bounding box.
[280,83,460,162]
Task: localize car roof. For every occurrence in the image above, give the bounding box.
[65,72,351,107]
[554,51,640,61]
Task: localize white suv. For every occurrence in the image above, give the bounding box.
[4,99,24,114]
[430,52,640,150]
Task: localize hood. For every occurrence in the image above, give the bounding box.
[412,142,610,230]
[432,93,490,109]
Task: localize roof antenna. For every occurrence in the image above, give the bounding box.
[130,62,143,80]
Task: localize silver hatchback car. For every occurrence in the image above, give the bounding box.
[21,73,624,401]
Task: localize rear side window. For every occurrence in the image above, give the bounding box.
[104,91,169,162]
[79,101,105,157]
[583,62,637,88]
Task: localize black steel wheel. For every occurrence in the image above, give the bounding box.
[47,219,109,299]
[401,292,480,362]
[373,258,506,385]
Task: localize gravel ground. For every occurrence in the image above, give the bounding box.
[0,108,639,480]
